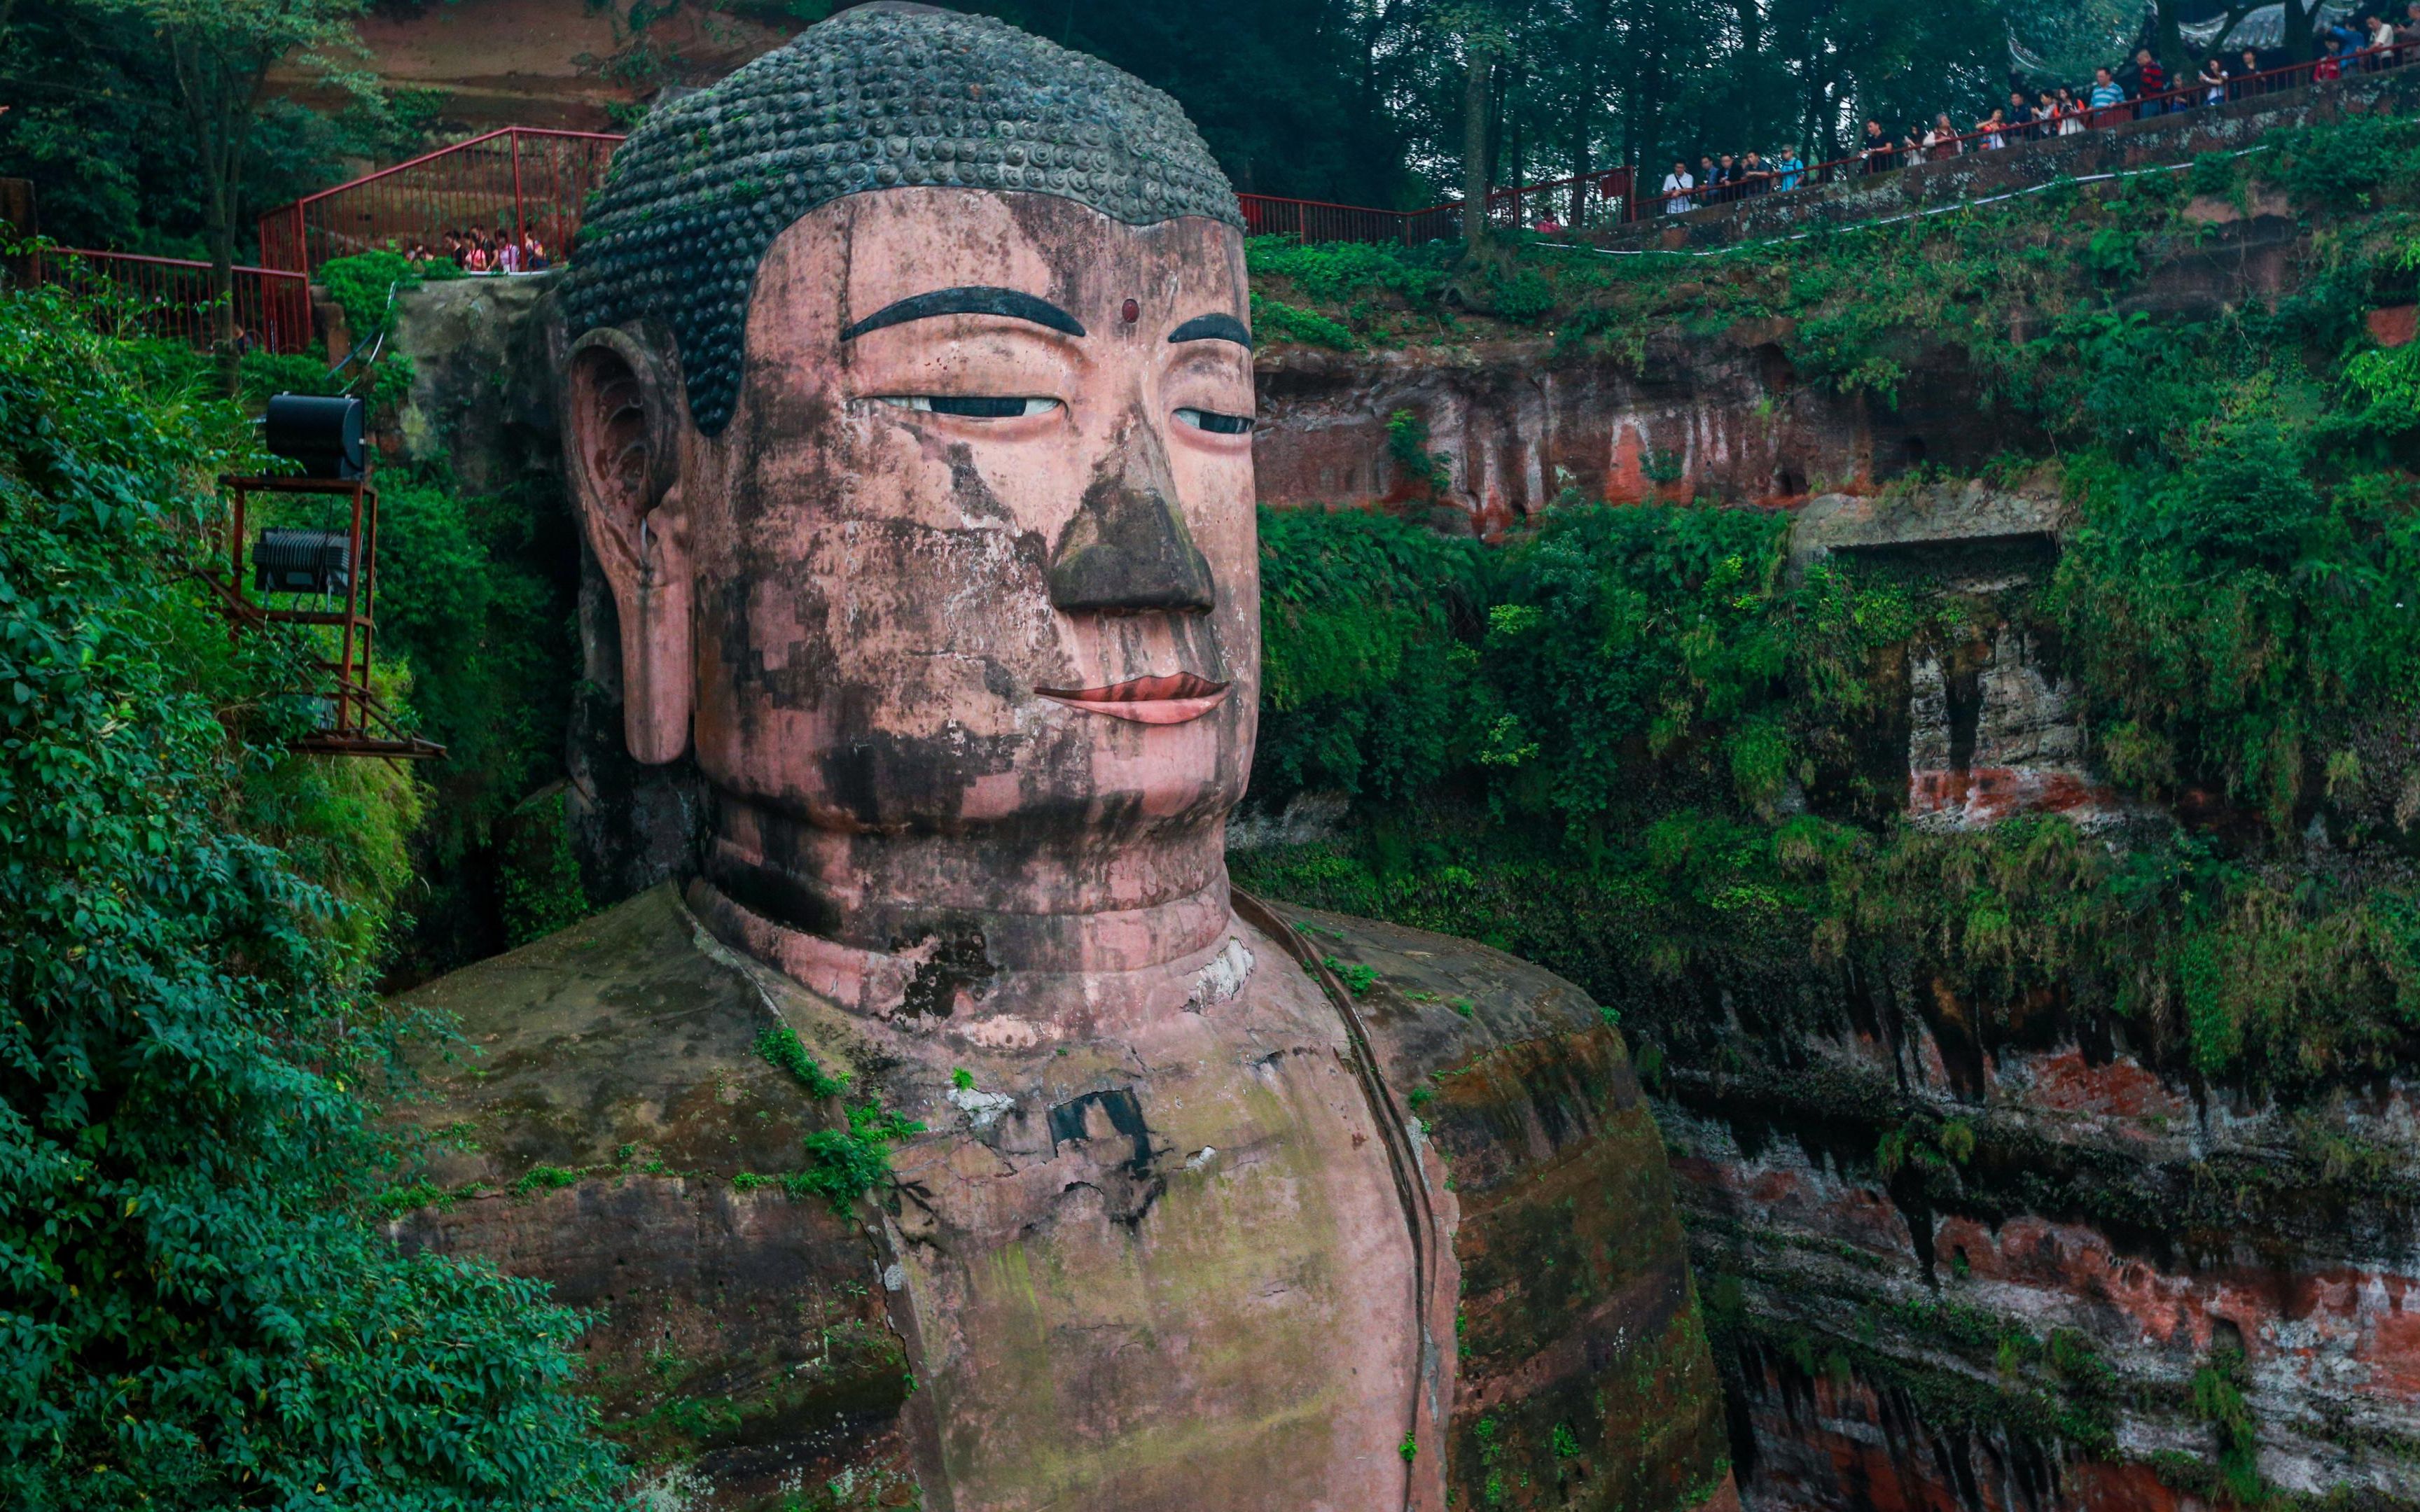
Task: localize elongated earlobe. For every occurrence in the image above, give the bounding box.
[564,328,694,764]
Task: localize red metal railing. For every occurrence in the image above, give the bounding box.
[1479,170,1634,230]
[32,247,312,354]
[1239,168,1635,245]
[257,126,622,280]
[1662,41,2412,216]
[265,125,1628,259]
[251,33,2372,267]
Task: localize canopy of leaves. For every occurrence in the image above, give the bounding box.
[0,281,620,1509]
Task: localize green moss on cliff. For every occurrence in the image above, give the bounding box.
[1242,99,2420,1496]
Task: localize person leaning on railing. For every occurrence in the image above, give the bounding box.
[2089,66,2125,122]
[1661,160,1695,214]
[1655,33,2414,229]
[1860,118,1896,172]
[2123,48,2167,117]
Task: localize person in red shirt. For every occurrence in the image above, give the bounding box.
[2125,48,2168,116]
[2316,36,2346,80]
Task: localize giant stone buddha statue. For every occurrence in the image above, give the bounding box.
[394,6,1735,1508]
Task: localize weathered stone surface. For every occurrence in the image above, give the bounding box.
[389,883,916,1506]
[392,883,1736,1509]
[1790,479,2068,573]
[1268,901,1736,1512]
[1253,332,2036,536]
[1667,1025,2420,1508]
[390,272,563,494]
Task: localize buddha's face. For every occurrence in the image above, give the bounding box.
[568,188,1258,934]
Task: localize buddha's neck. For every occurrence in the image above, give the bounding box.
[693,791,1235,1010]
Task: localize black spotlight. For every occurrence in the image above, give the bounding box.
[253,527,352,596]
[264,393,366,480]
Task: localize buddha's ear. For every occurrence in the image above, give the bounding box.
[564,327,693,764]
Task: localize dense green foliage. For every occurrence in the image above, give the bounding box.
[0,4,432,258]
[0,284,619,1508]
[1234,113,2420,1492]
[372,468,585,976]
[1256,505,1486,799]
[1244,106,2420,1102]
[2,0,2145,259]
[960,0,2137,207]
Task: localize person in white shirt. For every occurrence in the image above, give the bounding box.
[1662,159,1695,214]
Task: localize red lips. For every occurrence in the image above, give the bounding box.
[1036,671,1232,724]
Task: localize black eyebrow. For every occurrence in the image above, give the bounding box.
[840,286,1085,342]
[1169,312,1253,349]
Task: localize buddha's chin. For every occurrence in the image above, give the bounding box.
[706,773,1244,851]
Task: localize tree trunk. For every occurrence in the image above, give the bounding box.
[1735,0,1763,150]
[1632,31,1664,188]
[1571,0,1611,223]
[2154,1,2188,76]
[2284,0,2318,61]
[1462,41,1491,242]
[1505,70,1522,218]
[210,197,237,396]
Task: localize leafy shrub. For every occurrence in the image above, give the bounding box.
[498,785,591,947]
[790,1106,924,1213]
[1254,505,1486,802]
[1246,235,1449,307]
[0,282,619,1508]
[755,1024,851,1099]
[2264,108,2420,208]
[1482,500,1792,830]
[374,470,583,976]
[1486,264,1557,323]
[317,248,463,353]
[1386,407,1454,496]
[1250,292,1358,349]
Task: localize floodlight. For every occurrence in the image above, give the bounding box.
[265,393,366,480]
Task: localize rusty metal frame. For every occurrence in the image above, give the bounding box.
[210,472,444,761]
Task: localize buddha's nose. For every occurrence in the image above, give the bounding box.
[1048,411,1216,613]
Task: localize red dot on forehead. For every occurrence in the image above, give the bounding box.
[1120,298,1139,324]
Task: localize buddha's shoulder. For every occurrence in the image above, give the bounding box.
[1243,895,1622,1094]
[1242,899,1734,1512]
[387,884,918,1504]
[391,880,867,1181]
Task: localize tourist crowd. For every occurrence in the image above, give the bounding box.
[1659,11,2420,214]
[398,225,553,273]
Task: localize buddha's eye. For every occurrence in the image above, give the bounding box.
[877,396,1060,418]
[1176,407,1254,435]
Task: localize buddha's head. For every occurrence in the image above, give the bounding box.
[559,4,1256,984]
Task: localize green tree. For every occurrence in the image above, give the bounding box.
[1444,5,1513,239]
[83,0,378,384]
[0,283,621,1507]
